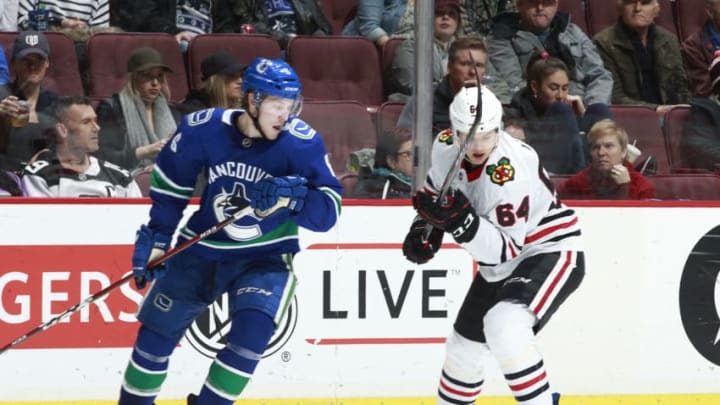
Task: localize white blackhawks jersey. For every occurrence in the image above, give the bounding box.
[22,154,142,198]
[426,129,582,281]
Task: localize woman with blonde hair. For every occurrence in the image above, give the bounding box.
[179,51,246,114]
[96,46,179,171]
[558,119,655,200]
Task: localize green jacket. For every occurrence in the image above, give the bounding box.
[593,22,690,107]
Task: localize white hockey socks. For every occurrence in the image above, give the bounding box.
[485,301,552,405]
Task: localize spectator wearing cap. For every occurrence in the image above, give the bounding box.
[593,0,690,116]
[0,31,58,170]
[389,0,462,101]
[681,0,720,97]
[680,50,720,171]
[95,47,180,172]
[179,51,246,115]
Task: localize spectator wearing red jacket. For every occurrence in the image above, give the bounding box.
[558,119,655,200]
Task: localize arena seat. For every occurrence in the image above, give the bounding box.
[609,105,670,174]
[0,31,84,96]
[585,0,676,38]
[299,100,376,176]
[651,174,720,200]
[86,32,188,103]
[286,36,384,108]
[319,0,358,35]
[676,0,707,42]
[338,173,359,197]
[133,165,152,197]
[186,34,281,90]
[381,37,405,99]
[376,101,405,137]
[558,0,588,36]
[663,105,691,170]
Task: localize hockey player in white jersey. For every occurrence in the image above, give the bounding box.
[402,86,584,405]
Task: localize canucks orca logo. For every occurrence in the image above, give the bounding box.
[213,182,262,241]
[184,294,299,359]
[679,225,720,366]
[485,157,515,185]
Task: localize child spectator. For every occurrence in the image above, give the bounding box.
[558,119,655,200]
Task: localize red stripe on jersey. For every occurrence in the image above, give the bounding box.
[508,371,547,391]
[439,380,482,397]
[533,251,572,316]
[524,217,578,244]
[508,240,518,258]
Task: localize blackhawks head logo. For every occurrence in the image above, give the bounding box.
[486,157,515,185]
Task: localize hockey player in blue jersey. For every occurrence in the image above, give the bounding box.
[118,58,342,405]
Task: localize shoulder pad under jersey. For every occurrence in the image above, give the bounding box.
[437,128,454,145]
[284,117,317,140]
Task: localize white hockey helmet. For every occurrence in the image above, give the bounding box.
[449,85,503,134]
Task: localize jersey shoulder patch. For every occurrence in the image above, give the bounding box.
[437,128,454,145]
[284,117,317,140]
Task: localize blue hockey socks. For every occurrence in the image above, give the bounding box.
[119,326,177,405]
[195,309,275,404]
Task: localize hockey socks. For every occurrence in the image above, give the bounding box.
[119,326,176,405]
[485,302,552,405]
[195,309,275,404]
[437,331,488,404]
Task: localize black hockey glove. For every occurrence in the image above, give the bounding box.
[402,218,444,264]
[413,189,479,244]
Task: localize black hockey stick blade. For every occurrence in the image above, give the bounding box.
[0,197,290,356]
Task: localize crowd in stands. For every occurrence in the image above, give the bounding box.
[0,0,719,201]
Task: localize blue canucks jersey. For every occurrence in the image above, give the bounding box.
[147,108,342,260]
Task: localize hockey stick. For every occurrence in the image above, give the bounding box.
[0,196,290,356]
[422,52,483,242]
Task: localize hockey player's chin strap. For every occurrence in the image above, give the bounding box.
[249,107,272,141]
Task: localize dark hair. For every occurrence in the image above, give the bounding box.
[375,127,412,169]
[448,35,488,63]
[525,50,569,91]
[52,95,92,122]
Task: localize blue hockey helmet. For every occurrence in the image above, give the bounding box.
[242,57,302,101]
